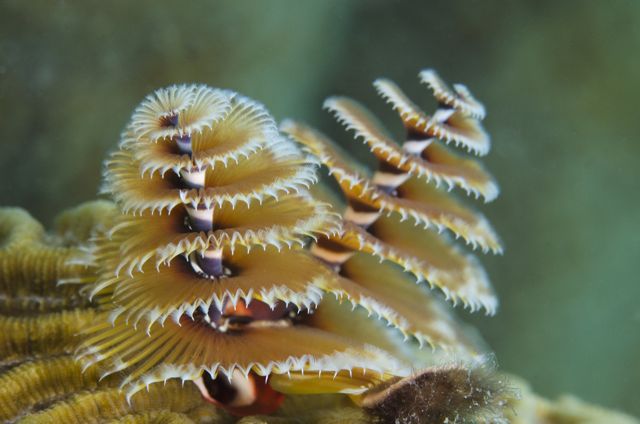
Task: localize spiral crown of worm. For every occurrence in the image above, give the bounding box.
[71,72,503,407]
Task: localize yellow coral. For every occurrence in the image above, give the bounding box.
[20,380,223,424]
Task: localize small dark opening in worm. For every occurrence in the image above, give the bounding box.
[202,372,238,405]
[160,112,179,127]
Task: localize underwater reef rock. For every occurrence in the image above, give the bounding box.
[1,71,637,424]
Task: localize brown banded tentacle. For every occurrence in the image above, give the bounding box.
[82,85,403,411]
[374,77,490,157]
[284,70,501,315]
[323,94,500,249]
[310,238,356,270]
[101,248,331,330]
[77,316,407,398]
[324,94,497,200]
[130,85,231,143]
[418,69,486,120]
[189,248,228,280]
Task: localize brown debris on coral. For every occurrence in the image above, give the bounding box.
[361,363,510,424]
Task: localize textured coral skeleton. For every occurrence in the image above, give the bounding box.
[0,70,516,423]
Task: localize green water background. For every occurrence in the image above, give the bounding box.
[1,0,638,417]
